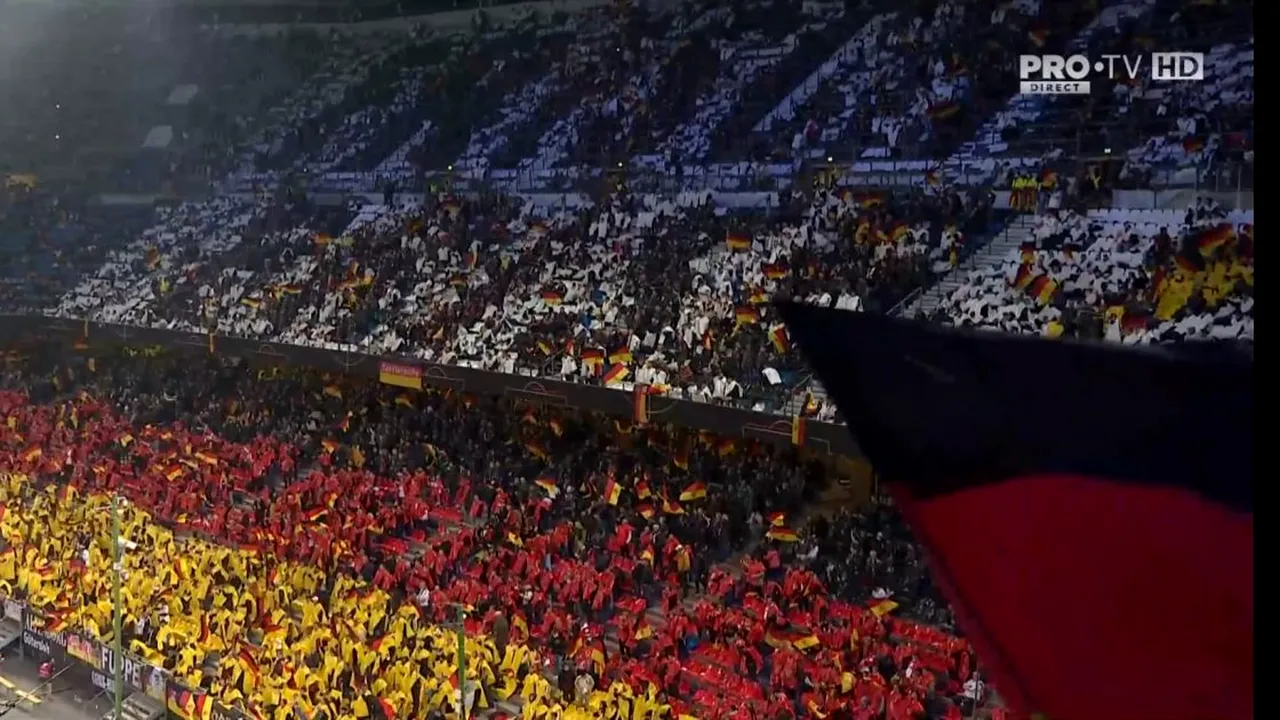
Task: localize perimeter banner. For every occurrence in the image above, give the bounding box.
[378,360,423,390]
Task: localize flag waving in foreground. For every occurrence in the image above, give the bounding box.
[776,303,1252,720]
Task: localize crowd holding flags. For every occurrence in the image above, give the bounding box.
[0,353,982,720]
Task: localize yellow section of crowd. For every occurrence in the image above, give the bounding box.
[0,473,675,720]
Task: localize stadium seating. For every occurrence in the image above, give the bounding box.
[933,201,1253,342]
[0,348,976,720]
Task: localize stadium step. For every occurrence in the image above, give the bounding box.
[100,693,164,720]
[0,618,21,652]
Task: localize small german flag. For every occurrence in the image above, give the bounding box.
[726,232,751,251]
[870,599,900,617]
[767,526,800,542]
[679,482,707,502]
[608,346,633,365]
[762,263,788,280]
[637,503,656,519]
[735,306,761,325]
[541,289,563,305]
[535,477,559,498]
[604,363,629,385]
[769,325,791,354]
[604,478,622,505]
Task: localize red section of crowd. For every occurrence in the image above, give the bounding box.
[1,384,989,720]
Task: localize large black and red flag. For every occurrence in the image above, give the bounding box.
[776,303,1252,720]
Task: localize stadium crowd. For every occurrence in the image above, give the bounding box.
[0,2,1257,718]
[932,199,1254,343]
[0,346,984,720]
[42,182,988,417]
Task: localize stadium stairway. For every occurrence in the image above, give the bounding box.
[98,692,164,720]
[0,618,20,653]
[896,214,1038,319]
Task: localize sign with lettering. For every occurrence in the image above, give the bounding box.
[91,641,167,699]
[21,608,66,660]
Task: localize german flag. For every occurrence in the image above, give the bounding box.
[194,451,219,466]
[776,302,1253,720]
[637,503,656,520]
[238,645,261,678]
[769,325,791,354]
[869,599,900,617]
[604,363,629,385]
[766,526,799,542]
[608,346,633,365]
[748,288,769,305]
[661,496,685,515]
[525,441,550,461]
[670,450,689,471]
[735,306,761,325]
[726,232,751,251]
[1020,241,1037,264]
[581,348,606,368]
[541,288,563,305]
[793,633,821,651]
[1026,274,1057,305]
[603,478,622,506]
[679,482,707,502]
[766,511,787,527]
[762,263,788,280]
[1196,223,1234,257]
[791,415,806,446]
[534,477,559,498]
[635,479,652,499]
[321,439,339,454]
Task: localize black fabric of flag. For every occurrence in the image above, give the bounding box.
[777,303,1252,720]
